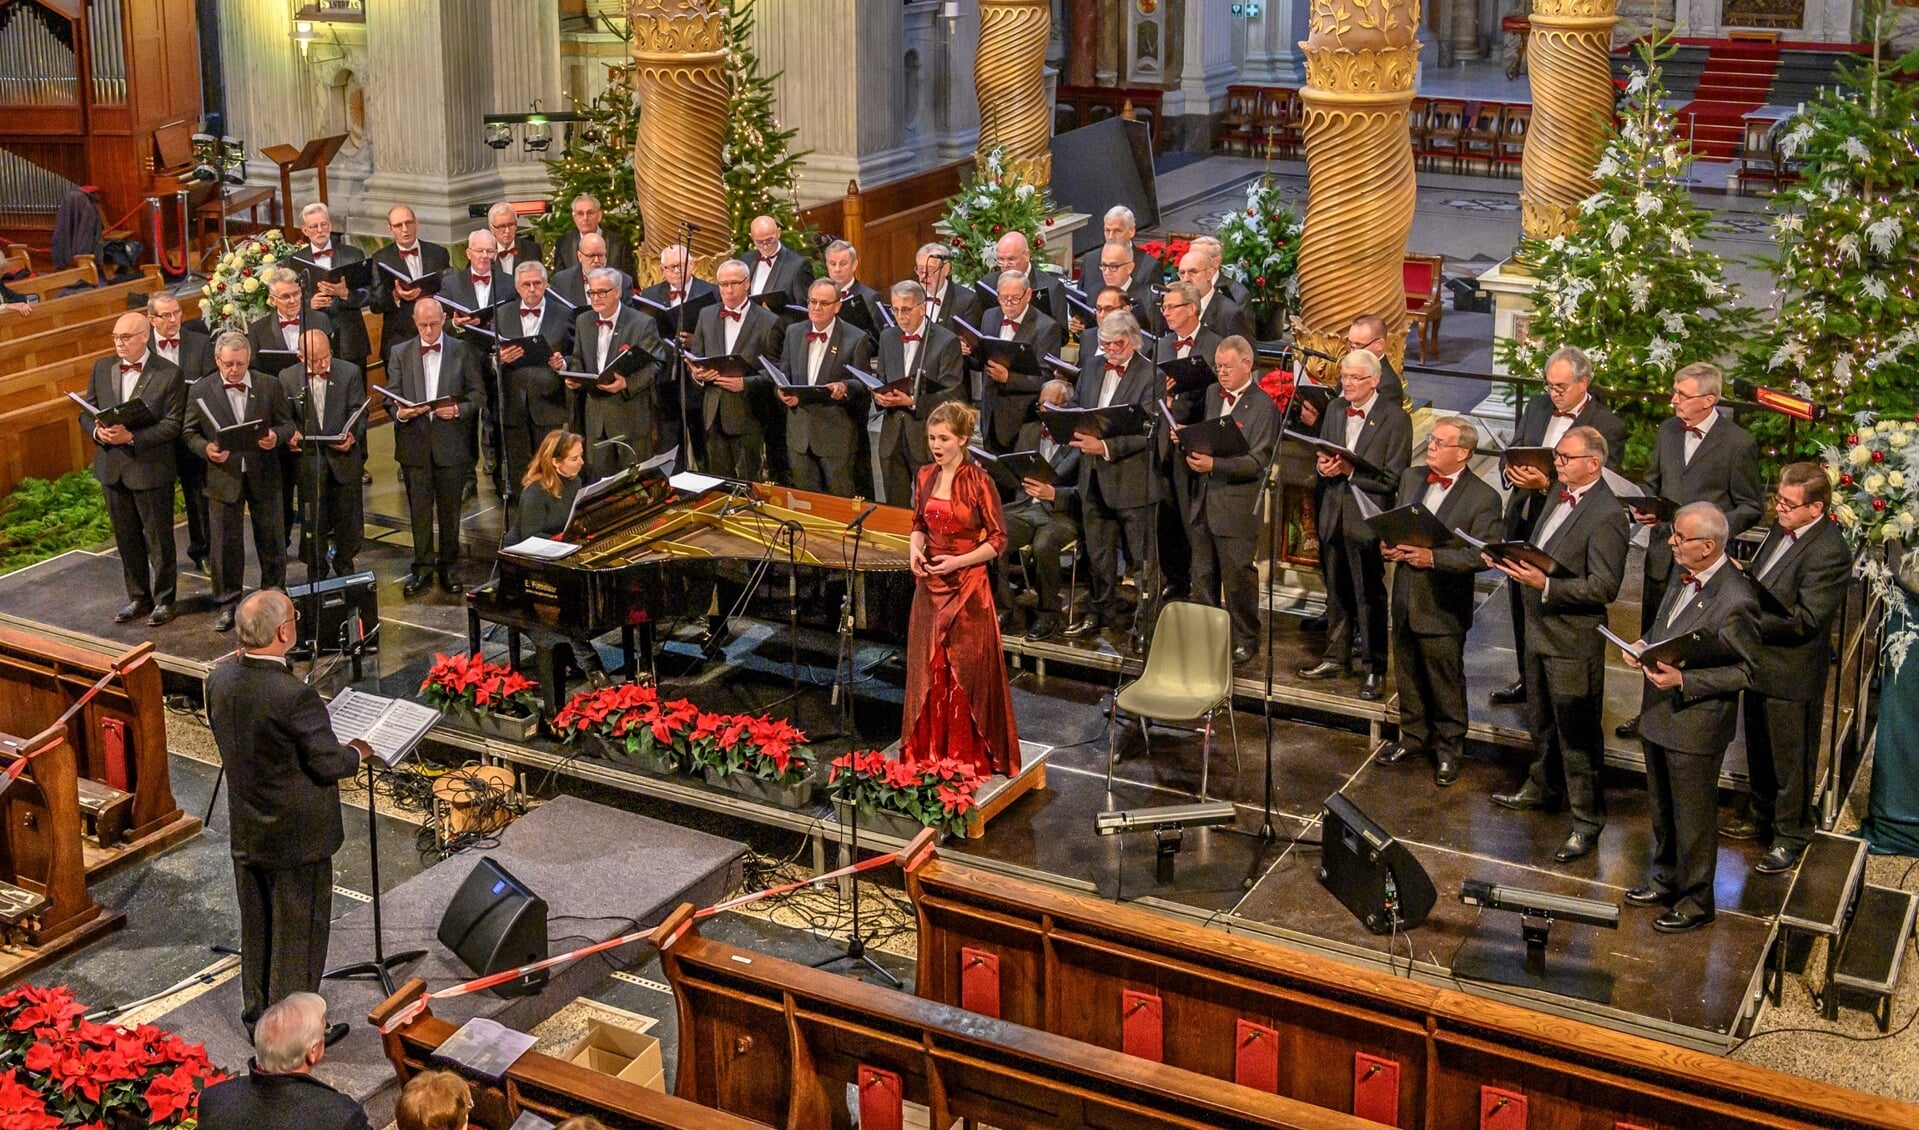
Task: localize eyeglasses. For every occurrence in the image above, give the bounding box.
[1099,262,1131,272]
[1425,436,1466,448]
[1669,531,1714,545]
[1159,300,1192,312]
[110,333,145,342]
[891,304,921,316]
[1347,336,1382,350]
[1552,451,1597,463]
[585,287,616,297]
[807,298,838,308]
[1671,388,1715,402]
[1773,493,1818,513]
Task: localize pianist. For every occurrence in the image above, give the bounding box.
[504,429,607,685]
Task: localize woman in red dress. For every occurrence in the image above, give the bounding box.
[902,401,1022,777]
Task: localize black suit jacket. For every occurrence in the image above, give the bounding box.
[495,231,543,278]
[925,280,982,335]
[293,242,371,364]
[1151,325,1226,432]
[84,354,185,491]
[875,322,964,462]
[280,360,369,485]
[1077,244,1159,290]
[1521,479,1629,658]
[552,226,636,279]
[1312,394,1412,541]
[975,306,1064,450]
[498,300,576,431]
[207,653,362,867]
[741,246,816,306]
[639,276,719,323]
[1389,468,1504,637]
[153,327,216,382]
[1072,350,1160,510]
[367,240,452,355]
[688,301,782,436]
[197,1064,372,1130]
[1638,560,1760,754]
[386,336,484,469]
[1748,517,1852,700]
[1642,413,1766,582]
[1503,392,1628,538]
[246,309,336,360]
[569,306,662,450]
[983,268,1070,329]
[1006,420,1082,517]
[547,264,631,312]
[1197,288,1254,343]
[436,264,511,318]
[778,319,873,457]
[1180,382,1281,536]
[184,371,297,503]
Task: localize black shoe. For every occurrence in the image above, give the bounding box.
[1297,659,1349,680]
[1614,716,1640,739]
[113,600,153,624]
[1357,673,1384,700]
[1489,679,1527,706]
[1377,743,1422,766]
[1624,885,1675,907]
[998,610,1021,634]
[1435,755,1460,787]
[1653,907,1715,933]
[1063,615,1104,639]
[1718,814,1763,840]
[402,572,430,597]
[463,481,478,502]
[213,607,236,633]
[437,573,464,595]
[188,554,207,573]
[1554,831,1597,862]
[1755,845,1804,875]
[1491,784,1558,812]
[1231,643,1257,665]
[146,604,176,627]
[1300,613,1328,632]
[323,1022,349,1047]
[1025,616,1059,641]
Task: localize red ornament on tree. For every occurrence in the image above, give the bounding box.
[1872,450,1886,463]
[991,224,1002,234]
[1847,434,1859,445]
[1255,276,1267,287]
[1841,473,1854,486]
[1045,216,1055,227]
[1873,497,1887,511]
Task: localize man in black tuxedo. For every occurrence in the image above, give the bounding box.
[998,378,1081,641]
[487,201,543,280]
[822,239,888,336]
[247,268,335,360]
[1490,345,1626,706]
[1378,416,1504,785]
[295,202,370,367]
[1189,235,1251,307]
[915,242,981,337]
[197,993,369,1129]
[1736,462,1852,873]
[687,258,781,482]
[86,311,185,627]
[1620,502,1760,932]
[280,332,366,578]
[1343,314,1406,404]
[984,230,1069,328]
[388,299,483,596]
[1618,361,1765,739]
[206,591,373,1033]
[550,193,636,279]
[1177,336,1281,664]
[548,232,627,311]
[367,205,451,363]
[1488,426,1628,863]
[186,334,297,633]
[872,280,964,506]
[967,269,1063,452]
[1077,206,1158,289]
[1064,310,1160,647]
[775,279,874,497]
[1178,248,1254,344]
[1151,280,1224,602]
[1299,349,1411,699]
[570,267,663,477]
[640,242,719,459]
[150,293,215,571]
[743,214,816,306]
[638,242,718,325]
[1076,240,1159,339]
[439,229,511,492]
[498,261,574,494]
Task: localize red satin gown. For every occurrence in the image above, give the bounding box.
[900,459,1022,777]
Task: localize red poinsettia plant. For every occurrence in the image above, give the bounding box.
[419,652,540,720]
[687,712,816,788]
[828,750,981,836]
[1135,237,1193,284]
[0,983,225,1128]
[1258,367,1296,413]
[551,681,700,768]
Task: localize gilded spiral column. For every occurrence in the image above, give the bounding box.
[975,0,1053,186]
[628,0,731,285]
[1519,0,1618,241]
[1294,0,1422,376]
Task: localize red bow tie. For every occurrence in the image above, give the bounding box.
[597,319,614,329]
[1002,320,1021,332]
[279,319,300,328]
[1427,472,1454,487]
[520,307,540,318]
[308,369,330,382]
[1558,488,1576,505]
[472,274,489,285]
[119,362,140,374]
[1104,361,1125,374]
[721,308,742,321]
[401,247,419,258]
[760,252,778,266]
[668,290,683,302]
[1346,407,1366,418]
[926,296,941,309]
[1174,336,1195,350]
[1783,527,1800,542]
[420,343,441,354]
[1678,572,1705,591]
[1551,409,1577,419]
[899,333,921,344]
[1684,425,1704,439]
[1221,389,1239,407]
[159,338,178,349]
[807,330,829,343]
[311,249,331,260]
[223,380,246,392]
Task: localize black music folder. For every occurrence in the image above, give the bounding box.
[1169,412,1250,458]
[1159,355,1217,397]
[291,256,373,291]
[1454,529,1572,578]
[377,261,443,296]
[1042,353,1079,380]
[373,384,463,412]
[760,358,842,405]
[559,344,650,389]
[1283,428,1381,477]
[1500,446,1555,480]
[1617,492,1679,523]
[971,446,1064,490]
[953,317,1039,375]
[684,352,757,380]
[1356,495,1453,549]
[631,290,718,336]
[252,349,306,376]
[1600,625,1746,671]
[68,393,159,431]
[1039,402,1144,445]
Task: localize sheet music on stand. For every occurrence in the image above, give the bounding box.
[326,687,439,766]
[563,465,637,532]
[432,1016,539,1082]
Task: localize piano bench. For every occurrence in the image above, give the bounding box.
[74,777,134,848]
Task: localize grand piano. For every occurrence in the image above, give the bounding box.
[471,469,916,702]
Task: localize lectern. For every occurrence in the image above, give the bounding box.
[262,134,350,236]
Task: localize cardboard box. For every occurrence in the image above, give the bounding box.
[563,1020,664,1092]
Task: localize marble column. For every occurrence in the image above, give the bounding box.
[1177,0,1240,148]
[1096,0,1122,84]
[1066,0,1098,85]
[626,0,730,281]
[1294,0,1421,374]
[750,0,916,208]
[1520,0,1617,242]
[1447,0,1483,62]
[488,0,564,204]
[217,1,311,199]
[1242,0,1306,84]
[976,0,1053,185]
[933,1,984,161]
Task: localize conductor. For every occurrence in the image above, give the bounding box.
[206,589,373,1040]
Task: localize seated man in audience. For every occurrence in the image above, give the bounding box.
[996,378,1080,641]
[197,992,369,1130]
[394,1068,471,1130]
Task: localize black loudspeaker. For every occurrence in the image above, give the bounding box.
[438,857,549,997]
[1317,793,1437,935]
[287,570,379,653]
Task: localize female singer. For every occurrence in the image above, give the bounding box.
[902,401,1021,777]
[506,429,606,683]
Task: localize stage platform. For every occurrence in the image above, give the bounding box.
[151,795,743,1127]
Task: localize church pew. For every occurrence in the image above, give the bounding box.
[368,980,768,1130]
[0,255,102,305]
[654,904,1373,1130]
[0,354,102,499]
[0,308,139,371]
[0,726,120,980]
[0,266,155,342]
[905,854,1919,1130]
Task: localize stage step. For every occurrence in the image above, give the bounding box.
[1828,884,1917,1030]
[1770,830,1869,1006]
[74,776,134,848]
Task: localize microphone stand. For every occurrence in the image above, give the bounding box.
[323,756,427,995]
[812,779,901,987]
[828,504,879,741]
[672,220,698,471]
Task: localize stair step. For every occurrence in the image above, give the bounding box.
[1830,884,1917,1031]
[1780,830,1869,938]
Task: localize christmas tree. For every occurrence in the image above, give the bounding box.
[721,0,810,253]
[1739,21,1919,434]
[940,144,1056,285]
[534,56,644,257]
[1496,42,1751,472]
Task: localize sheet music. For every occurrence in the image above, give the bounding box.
[507,1114,556,1130]
[669,471,725,495]
[1453,528,1491,550]
[305,399,371,445]
[1352,487,1383,521]
[1597,625,1643,659]
[66,392,103,416]
[433,1016,538,1082]
[372,384,420,409]
[639,446,678,476]
[1159,400,1181,436]
[326,687,439,766]
[563,465,637,530]
[501,536,581,559]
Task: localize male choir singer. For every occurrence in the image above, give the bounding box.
[743,214,815,305]
[776,278,873,497]
[687,258,781,482]
[186,334,296,633]
[969,269,1061,453]
[497,261,573,498]
[570,267,662,477]
[390,299,481,598]
[87,311,185,628]
[149,293,215,572]
[873,279,964,506]
[281,331,366,579]
[368,206,449,362]
[1065,310,1158,648]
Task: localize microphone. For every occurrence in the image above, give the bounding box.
[846,503,879,532]
[593,436,637,464]
[1284,341,1341,364]
[679,221,704,233]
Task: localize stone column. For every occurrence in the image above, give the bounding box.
[1177,0,1240,148]
[489,0,564,203]
[216,1,311,191]
[976,0,1053,185]
[1066,0,1098,85]
[933,0,984,161]
[1519,0,1617,242]
[626,0,729,283]
[1096,0,1122,85]
[1242,0,1306,83]
[1447,0,1483,62]
[1294,0,1422,373]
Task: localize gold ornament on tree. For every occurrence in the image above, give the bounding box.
[975,0,1053,187]
[1519,0,1618,242]
[628,0,732,284]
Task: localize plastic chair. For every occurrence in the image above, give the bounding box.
[1107,601,1240,800]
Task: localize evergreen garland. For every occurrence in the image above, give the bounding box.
[1495,42,1752,473]
[721,0,810,254]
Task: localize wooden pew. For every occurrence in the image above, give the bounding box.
[906,854,1919,1130]
[369,979,769,1130]
[2,256,102,304]
[0,266,155,342]
[0,353,99,498]
[655,904,1373,1130]
[0,308,137,371]
[0,726,121,980]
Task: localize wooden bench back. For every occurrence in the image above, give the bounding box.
[0,266,154,342]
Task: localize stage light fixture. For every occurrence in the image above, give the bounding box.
[1458,880,1619,931]
[1453,879,1620,1002]
[1095,802,1238,836]
[1732,378,1826,422]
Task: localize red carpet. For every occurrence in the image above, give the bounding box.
[1678,40,1780,159]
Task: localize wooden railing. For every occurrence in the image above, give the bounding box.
[797,157,975,291]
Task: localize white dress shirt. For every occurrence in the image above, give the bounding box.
[721,305,748,352]
[422,339,444,401]
[1667,553,1728,627]
[1681,408,1717,464]
[1533,479,1594,548]
[1541,394,1588,450]
[806,320,835,384]
[750,252,775,295]
[1342,392,1378,449]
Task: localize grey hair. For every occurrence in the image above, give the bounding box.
[235,590,293,648]
[1190,235,1223,265]
[514,260,547,281]
[254,992,327,1072]
[1676,500,1729,547]
[1098,240,1135,268]
[890,280,927,304]
[467,228,498,250]
[823,239,857,262]
[586,267,622,290]
[1164,280,1200,308]
[1545,344,1593,385]
[915,241,949,261]
[1339,349,1382,379]
[572,193,601,209]
[1564,424,1608,462]
[1216,334,1254,366]
[1103,205,1137,231]
[1097,308,1142,347]
[487,201,518,224]
[996,268,1030,294]
[299,202,330,223]
[715,258,750,282]
[659,242,689,265]
[1433,414,1479,452]
[214,331,250,358]
[1674,360,1723,398]
[265,266,302,291]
